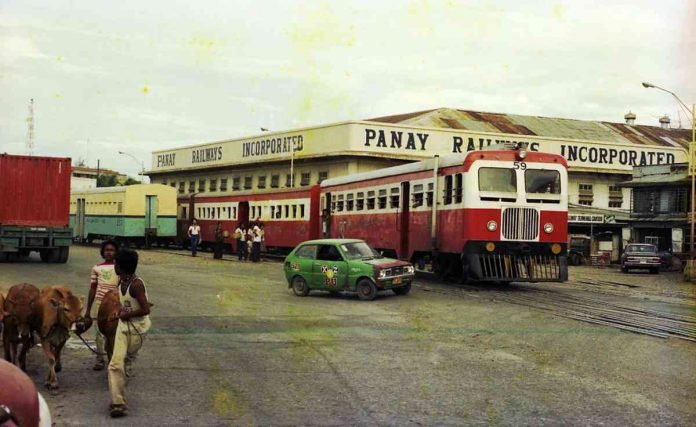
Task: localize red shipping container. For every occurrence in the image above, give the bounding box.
[0,154,72,227]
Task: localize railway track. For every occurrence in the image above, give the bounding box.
[416,281,696,342]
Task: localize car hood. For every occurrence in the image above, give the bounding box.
[362,258,411,268]
[625,251,658,256]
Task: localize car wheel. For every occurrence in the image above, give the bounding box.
[621,266,628,273]
[393,284,411,295]
[357,279,377,301]
[292,276,310,297]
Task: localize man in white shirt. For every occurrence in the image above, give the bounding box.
[187,219,201,257]
[251,223,263,262]
[234,223,247,261]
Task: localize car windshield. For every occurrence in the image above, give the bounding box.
[340,242,382,260]
[626,244,656,253]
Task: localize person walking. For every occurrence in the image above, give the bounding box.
[83,240,120,371]
[251,222,262,262]
[187,219,201,256]
[213,222,224,259]
[108,248,151,418]
[234,223,247,261]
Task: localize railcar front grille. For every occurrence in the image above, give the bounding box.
[478,254,562,281]
[501,207,539,240]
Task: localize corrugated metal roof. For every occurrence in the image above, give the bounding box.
[367,107,691,149]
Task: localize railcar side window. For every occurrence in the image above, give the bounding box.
[367,191,376,210]
[292,205,297,218]
[356,192,365,211]
[390,188,399,208]
[331,194,337,212]
[295,244,317,259]
[454,173,463,203]
[284,205,289,218]
[478,168,517,192]
[444,175,453,205]
[276,205,282,219]
[300,204,305,218]
[346,194,354,211]
[337,194,344,212]
[525,170,561,194]
[378,189,388,209]
[412,184,424,207]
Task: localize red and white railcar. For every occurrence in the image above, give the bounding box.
[176,186,320,251]
[319,145,569,282]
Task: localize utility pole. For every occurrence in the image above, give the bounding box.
[26,98,35,155]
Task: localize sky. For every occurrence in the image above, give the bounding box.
[1,0,694,178]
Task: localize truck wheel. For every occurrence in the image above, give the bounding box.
[57,247,70,263]
[40,249,50,263]
[292,276,310,297]
[393,284,411,296]
[357,279,377,301]
[47,248,61,263]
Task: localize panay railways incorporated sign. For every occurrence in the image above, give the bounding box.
[150,121,687,173]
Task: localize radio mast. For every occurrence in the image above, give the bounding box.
[26,98,35,155]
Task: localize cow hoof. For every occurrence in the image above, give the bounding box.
[55,362,62,373]
[45,382,59,391]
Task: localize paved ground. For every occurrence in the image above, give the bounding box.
[1,245,695,426]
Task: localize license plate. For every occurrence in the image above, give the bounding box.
[640,259,646,264]
[393,277,402,285]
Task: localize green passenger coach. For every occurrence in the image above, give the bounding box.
[70,184,177,247]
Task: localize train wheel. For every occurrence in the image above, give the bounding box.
[357,279,377,301]
[392,284,411,296]
[292,276,310,297]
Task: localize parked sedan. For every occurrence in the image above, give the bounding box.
[283,239,415,301]
[621,243,661,274]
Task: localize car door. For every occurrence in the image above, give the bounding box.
[292,244,318,285]
[313,244,348,290]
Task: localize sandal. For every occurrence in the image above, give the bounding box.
[109,404,127,418]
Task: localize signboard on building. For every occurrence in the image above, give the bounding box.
[151,121,687,174]
[568,214,605,223]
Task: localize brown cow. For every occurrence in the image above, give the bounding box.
[2,283,40,371]
[35,285,83,390]
[97,289,121,361]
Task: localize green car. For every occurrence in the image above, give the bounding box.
[283,239,415,301]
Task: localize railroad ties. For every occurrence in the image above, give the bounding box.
[417,282,696,342]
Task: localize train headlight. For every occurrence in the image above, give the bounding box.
[485,242,496,252]
[543,223,554,234]
[517,149,527,160]
[486,220,498,232]
[551,244,562,255]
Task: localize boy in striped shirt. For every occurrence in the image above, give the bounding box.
[84,240,120,370]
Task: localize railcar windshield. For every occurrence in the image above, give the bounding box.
[340,242,382,260]
[525,169,561,194]
[478,168,517,192]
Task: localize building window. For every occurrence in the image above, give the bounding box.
[198,180,206,192]
[301,172,311,186]
[608,185,622,208]
[220,178,228,192]
[286,174,294,187]
[178,182,185,194]
[271,175,280,188]
[318,171,328,184]
[170,182,176,189]
[578,183,593,206]
[258,175,267,189]
[209,179,217,192]
[232,177,240,191]
[188,181,195,193]
[244,176,252,190]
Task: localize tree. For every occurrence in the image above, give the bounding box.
[97,174,119,187]
[124,177,141,186]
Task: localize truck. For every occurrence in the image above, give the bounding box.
[0,154,72,263]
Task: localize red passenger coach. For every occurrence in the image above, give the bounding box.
[319,144,569,282]
[177,186,321,252]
